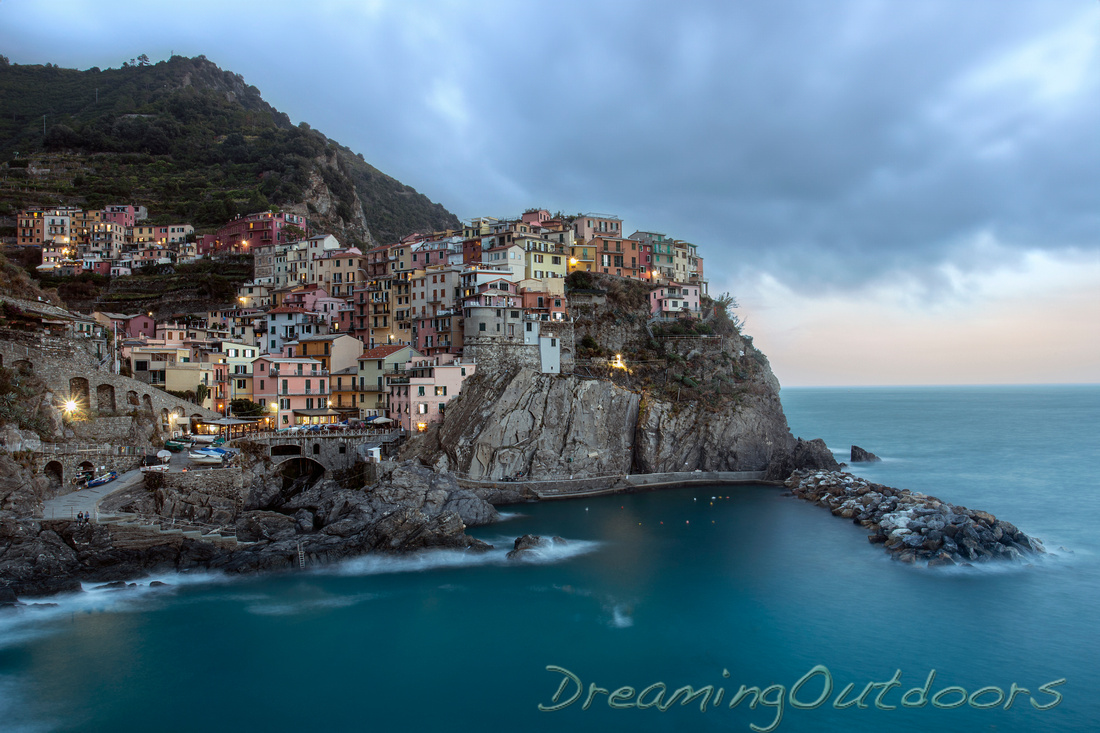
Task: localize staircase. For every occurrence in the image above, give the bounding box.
[96,511,252,549]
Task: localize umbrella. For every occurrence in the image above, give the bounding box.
[371,417,393,424]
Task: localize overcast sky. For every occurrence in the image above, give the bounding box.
[4,0,1098,385]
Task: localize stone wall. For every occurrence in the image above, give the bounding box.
[0,333,220,428]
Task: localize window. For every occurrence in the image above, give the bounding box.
[479,322,486,332]
[418,386,425,396]
[551,338,557,347]
[281,379,288,394]
[435,386,447,396]
[417,403,427,414]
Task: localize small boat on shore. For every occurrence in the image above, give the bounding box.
[164,438,192,452]
[188,449,225,465]
[86,471,118,488]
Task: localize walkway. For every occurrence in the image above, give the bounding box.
[40,468,144,521]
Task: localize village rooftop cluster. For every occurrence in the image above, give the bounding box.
[15,206,708,433]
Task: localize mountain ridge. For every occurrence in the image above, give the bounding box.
[0,54,461,244]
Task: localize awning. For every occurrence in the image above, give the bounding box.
[291,409,343,417]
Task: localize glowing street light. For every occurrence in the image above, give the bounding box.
[63,399,77,413]
[611,354,627,370]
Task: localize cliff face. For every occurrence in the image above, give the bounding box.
[406,285,835,480]
[415,366,801,480]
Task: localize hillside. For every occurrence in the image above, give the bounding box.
[0,55,460,245]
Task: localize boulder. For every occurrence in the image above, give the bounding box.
[507,534,565,560]
[850,446,881,463]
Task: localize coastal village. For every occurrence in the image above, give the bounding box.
[12,205,709,435]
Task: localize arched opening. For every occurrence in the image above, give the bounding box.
[141,394,153,413]
[69,377,90,408]
[13,359,32,375]
[43,461,63,493]
[313,443,321,455]
[258,457,326,511]
[97,383,116,414]
[127,390,139,407]
[160,408,169,425]
[78,460,95,472]
[278,457,325,489]
[271,444,302,457]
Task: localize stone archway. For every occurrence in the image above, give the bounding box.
[160,408,170,425]
[127,390,139,407]
[97,383,116,414]
[141,394,153,413]
[78,460,95,473]
[271,444,302,457]
[43,461,63,493]
[69,377,90,408]
[275,456,326,491]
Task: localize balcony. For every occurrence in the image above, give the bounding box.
[269,367,330,377]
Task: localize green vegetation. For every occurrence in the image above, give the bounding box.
[0,366,50,436]
[0,55,460,243]
[229,398,264,417]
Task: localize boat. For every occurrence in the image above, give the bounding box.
[71,470,95,485]
[86,471,118,488]
[140,463,170,473]
[164,438,191,452]
[188,449,225,465]
[189,434,216,444]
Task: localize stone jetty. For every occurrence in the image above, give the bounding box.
[785,470,1045,566]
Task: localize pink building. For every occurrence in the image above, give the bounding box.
[387,354,475,432]
[573,213,624,242]
[649,283,702,316]
[214,211,307,255]
[95,312,156,339]
[252,356,332,428]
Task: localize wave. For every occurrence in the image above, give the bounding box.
[320,538,601,577]
[494,511,525,522]
[0,572,232,651]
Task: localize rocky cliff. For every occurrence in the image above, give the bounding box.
[404,280,837,483]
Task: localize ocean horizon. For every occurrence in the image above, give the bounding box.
[2,384,1097,732]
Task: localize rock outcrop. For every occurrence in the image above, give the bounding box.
[785,470,1044,566]
[506,534,566,560]
[850,445,881,462]
[409,367,837,483]
[0,461,499,599]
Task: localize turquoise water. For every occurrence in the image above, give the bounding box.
[1,385,1097,732]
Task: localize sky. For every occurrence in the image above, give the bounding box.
[3,0,1098,386]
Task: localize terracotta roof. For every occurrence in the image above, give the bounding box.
[358,345,408,360]
[267,306,308,314]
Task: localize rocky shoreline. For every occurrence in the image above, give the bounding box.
[3,460,1049,603]
[785,470,1045,565]
[0,462,500,600]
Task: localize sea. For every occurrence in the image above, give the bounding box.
[1,385,1097,733]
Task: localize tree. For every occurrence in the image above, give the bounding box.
[195,383,209,405]
[137,54,151,66]
[230,398,264,417]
